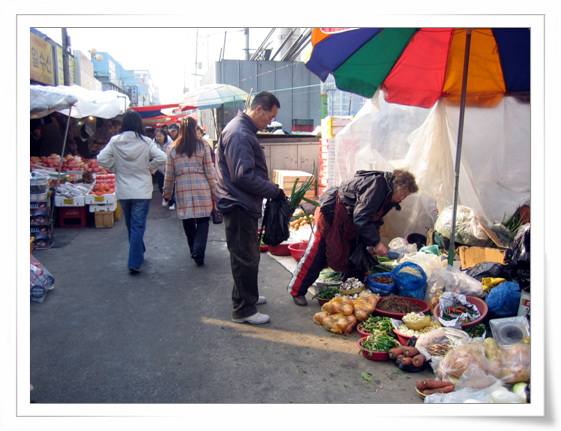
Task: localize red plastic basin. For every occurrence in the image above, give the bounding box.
[288,241,308,261]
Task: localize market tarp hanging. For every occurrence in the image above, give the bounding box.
[30,84,130,119]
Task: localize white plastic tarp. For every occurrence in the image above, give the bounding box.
[30,85,129,119]
[330,90,531,243]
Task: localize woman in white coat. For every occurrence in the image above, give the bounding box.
[98,110,167,274]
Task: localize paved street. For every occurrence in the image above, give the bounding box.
[29,190,432,407]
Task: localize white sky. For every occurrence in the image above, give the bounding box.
[34,27,274,104]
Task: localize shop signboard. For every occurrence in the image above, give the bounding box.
[55,45,64,86]
[30,32,55,85]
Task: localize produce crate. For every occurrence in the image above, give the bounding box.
[95,211,115,229]
[88,201,118,212]
[59,206,87,228]
[85,192,116,205]
[272,170,315,200]
[54,194,86,207]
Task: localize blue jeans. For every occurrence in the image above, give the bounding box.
[119,199,151,270]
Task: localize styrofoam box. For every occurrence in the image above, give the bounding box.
[84,192,117,205]
[88,201,118,212]
[54,194,85,207]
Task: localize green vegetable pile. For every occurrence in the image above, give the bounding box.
[360,333,399,354]
[313,285,340,300]
[358,315,394,336]
[465,323,486,338]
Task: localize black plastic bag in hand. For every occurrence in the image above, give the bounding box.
[261,197,295,246]
[349,241,379,274]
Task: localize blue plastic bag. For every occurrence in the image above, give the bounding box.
[391,262,427,299]
[485,281,521,318]
[366,272,397,296]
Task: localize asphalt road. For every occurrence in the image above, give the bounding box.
[29,190,433,408]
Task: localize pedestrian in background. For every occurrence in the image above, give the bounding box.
[168,123,179,141]
[153,128,176,210]
[163,117,216,266]
[215,91,285,325]
[97,110,167,274]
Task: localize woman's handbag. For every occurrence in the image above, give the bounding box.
[212,197,223,224]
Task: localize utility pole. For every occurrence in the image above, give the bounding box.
[244,28,250,60]
[61,28,71,85]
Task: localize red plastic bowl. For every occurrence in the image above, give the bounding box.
[433,295,488,329]
[288,241,308,261]
[357,337,391,361]
[374,296,430,320]
[393,328,412,346]
[268,243,291,256]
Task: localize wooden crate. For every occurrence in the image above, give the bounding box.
[272,170,316,199]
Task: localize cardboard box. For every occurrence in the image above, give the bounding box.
[458,246,505,270]
[272,170,315,199]
[85,192,117,205]
[95,211,114,228]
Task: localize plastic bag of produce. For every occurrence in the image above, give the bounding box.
[485,281,521,318]
[391,262,427,299]
[321,313,358,335]
[321,295,354,316]
[426,265,485,301]
[437,292,481,328]
[437,340,488,384]
[365,272,396,296]
[399,252,447,281]
[416,327,472,372]
[352,291,380,321]
[434,205,489,246]
[313,311,330,325]
[498,342,531,384]
[30,255,55,303]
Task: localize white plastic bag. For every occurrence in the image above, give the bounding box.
[426,265,485,301]
[434,205,489,246]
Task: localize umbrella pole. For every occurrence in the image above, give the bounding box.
[447,29,472,266]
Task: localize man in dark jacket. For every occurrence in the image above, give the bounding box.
[215,91,285,324]
[288,169,418,306]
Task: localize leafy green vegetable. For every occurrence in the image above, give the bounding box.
[358,316,394,336]
[360,334,399,353]
[312,285,340,300]
[361,372,373,382]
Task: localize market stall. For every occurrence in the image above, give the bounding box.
[30,85,129,250]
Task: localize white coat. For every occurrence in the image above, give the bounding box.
[98,131,167,200]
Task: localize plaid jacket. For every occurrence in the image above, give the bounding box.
[163,142,216,219]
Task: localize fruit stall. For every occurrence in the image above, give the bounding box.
[30,154,119,250]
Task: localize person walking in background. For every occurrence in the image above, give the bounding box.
[287,169,419,306]
[97,110,167,274]
[168,123,179,141]
[153,128,176,210]
[215,91,285,325]
[163,117,216,266]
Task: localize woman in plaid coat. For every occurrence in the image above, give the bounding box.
[163,117,216,265]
